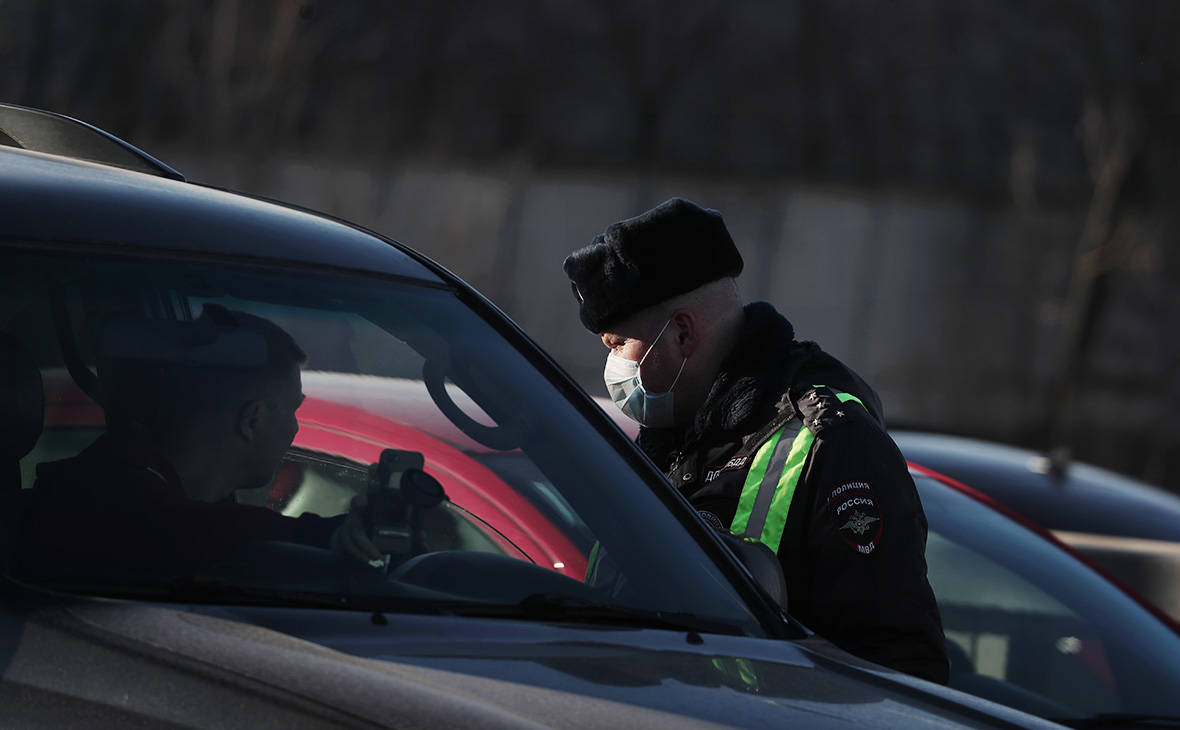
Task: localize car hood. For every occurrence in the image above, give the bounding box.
[2,586,1061,730]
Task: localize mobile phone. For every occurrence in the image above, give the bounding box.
[366,449,425,555]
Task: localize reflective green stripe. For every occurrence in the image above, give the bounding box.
[812,384,864,409]
[730,426,784,536]
[726,384,868,556]
[711,657,759,688]
[737,657,759,687]
[744,427,798,546]
[733,419,812,554]
[733,386,868,555]
[585,541,601,583]
[760,427,813,553]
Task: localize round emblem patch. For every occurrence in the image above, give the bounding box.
[827,481,883,555]
[698,510,726,531]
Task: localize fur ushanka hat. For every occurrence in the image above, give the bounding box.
[563,198,744,334]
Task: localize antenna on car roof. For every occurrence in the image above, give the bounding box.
[0,103,185,182]
[1028,446,1071,483]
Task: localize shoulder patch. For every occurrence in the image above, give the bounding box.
[698,510,726,531]
[827,481,883,555]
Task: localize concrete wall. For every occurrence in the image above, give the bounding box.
[173,153,1175,486]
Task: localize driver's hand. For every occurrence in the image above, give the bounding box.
[329,494,384,563]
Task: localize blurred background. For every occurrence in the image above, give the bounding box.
[3,0,1179,493]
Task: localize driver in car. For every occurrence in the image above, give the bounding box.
[15,306,383,583]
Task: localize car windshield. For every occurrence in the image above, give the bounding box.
[4,246,764,637]
[916,471,1180,722]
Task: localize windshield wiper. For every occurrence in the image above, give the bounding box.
[44,575,442,616]
[41,578,746,636]
[1052,715,1180,729]
[440,591,747,637]
[164,576,385,610]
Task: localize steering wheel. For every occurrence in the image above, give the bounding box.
[203,541,593,607]
[205,541,406,597]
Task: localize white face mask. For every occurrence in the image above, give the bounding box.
[603,317,687,429]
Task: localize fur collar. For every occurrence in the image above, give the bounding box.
[694,301,802,435]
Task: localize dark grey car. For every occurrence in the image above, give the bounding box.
[893,430,1180,622]
[0,103,1066,730]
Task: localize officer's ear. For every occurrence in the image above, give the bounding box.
[670,309,698,357]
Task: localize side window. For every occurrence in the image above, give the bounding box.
[5,250,766,638]
[918,471,1180,721]
[925,531,1119,716]
[186,298,423,379]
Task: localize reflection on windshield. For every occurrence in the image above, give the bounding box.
[6,250,762,638]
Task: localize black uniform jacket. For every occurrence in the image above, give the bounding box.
[638,302,949,685]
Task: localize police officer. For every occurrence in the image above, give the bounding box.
[564,198,949,685]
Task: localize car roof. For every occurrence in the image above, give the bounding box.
[0,143,444,284]
[892,429,1180,541]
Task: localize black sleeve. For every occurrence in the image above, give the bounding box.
[791,420,950,685]
[689,493,739,532]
